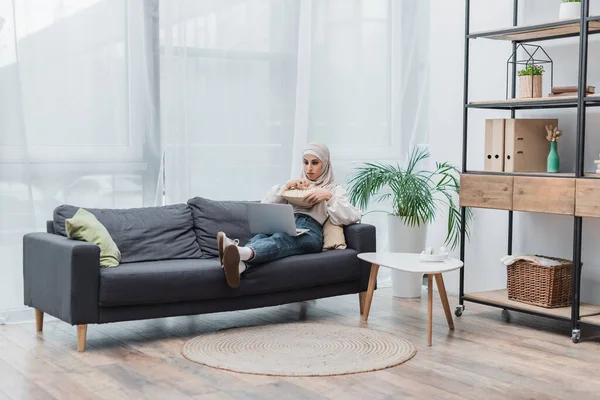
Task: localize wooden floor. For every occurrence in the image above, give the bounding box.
[2,288,600,400]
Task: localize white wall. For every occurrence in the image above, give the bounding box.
[428,0,600,304]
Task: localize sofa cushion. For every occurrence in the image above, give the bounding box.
[54,204,201,263]
[187,197,254,258]
[323,218,347,250]
[65,208,121,268]
[98,249,361,307]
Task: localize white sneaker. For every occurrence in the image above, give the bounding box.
[217,232,239,266]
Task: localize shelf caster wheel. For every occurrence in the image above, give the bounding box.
[455,305,464,317]
[572,329,581,344]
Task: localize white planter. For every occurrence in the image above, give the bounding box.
[387,214,427,298]
[559,2,581,20]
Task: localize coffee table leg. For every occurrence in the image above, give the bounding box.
[428,274,433,346]
[361,263,380,322]
[358,292,366,316]
[434,273,455,330]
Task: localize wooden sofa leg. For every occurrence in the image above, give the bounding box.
[35,309,44,332]
[77,324,88,352]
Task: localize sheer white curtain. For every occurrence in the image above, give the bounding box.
[159,0,301,203]
[0,0,428,318]
[307,0,430,287]
[160,0,430,286]
[0,0,158,320]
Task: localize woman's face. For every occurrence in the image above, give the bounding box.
[303,154,323,181]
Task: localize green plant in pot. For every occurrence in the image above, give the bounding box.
[560,0,581,21]
[518,64,544,99]
[347,147,472,298]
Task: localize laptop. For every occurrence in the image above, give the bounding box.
[246,203,310,237]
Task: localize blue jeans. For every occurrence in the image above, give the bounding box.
[245,214,323,267]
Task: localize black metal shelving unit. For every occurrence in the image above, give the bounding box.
[457,0,600,343]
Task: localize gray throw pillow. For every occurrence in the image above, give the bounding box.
[187,197,254,258]
[54,204,202,263]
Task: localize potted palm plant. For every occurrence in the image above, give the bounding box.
[559,0,581,20]
[347,147,471,298]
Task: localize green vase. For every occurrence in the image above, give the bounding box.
[547,141,559,173]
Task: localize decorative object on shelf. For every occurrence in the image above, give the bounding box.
[347,147,472,298]
[420,246,449,262]
[485,118,559,173]
[484,119,505,172]
[501,254,580,308]
[549,85,595,97]
[518,65,544,98]
[594,153,600,173]
[545,125,562,173]
[559,0,581,21]
[506,44,553,100]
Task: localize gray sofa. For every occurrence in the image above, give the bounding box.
[23,197,376,351]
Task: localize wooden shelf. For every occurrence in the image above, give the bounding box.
[462,2,600,342]
[464,289,600,320]
[473,171,575,178]
[468,94,600,110]
[587,94,600,104]
[469,19,600,42]
[464,171,600,179]
[581,314,600,326]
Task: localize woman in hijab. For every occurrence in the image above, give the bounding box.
[217,142,361,288]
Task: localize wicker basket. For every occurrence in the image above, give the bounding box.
[507,255,577,308]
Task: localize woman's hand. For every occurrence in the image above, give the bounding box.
[304,187,333,205]
[285,179,312,190]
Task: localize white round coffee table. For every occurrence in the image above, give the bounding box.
[357,252,463,346]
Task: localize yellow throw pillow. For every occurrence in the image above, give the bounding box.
[65,208,121,268]
[322,218,347,251]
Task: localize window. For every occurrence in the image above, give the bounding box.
[160,0,301,201]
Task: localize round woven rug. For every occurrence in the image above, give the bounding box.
[181,322,417,377]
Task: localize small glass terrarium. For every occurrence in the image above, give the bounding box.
[506,43,553,99]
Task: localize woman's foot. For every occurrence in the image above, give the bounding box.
[222,244,241,288]
[217,232,239,266]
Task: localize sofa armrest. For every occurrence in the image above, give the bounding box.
[23,233,100,325]
[344,223,376,291]
[344,223,376,253]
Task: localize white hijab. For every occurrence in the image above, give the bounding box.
[301,142,335,190]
